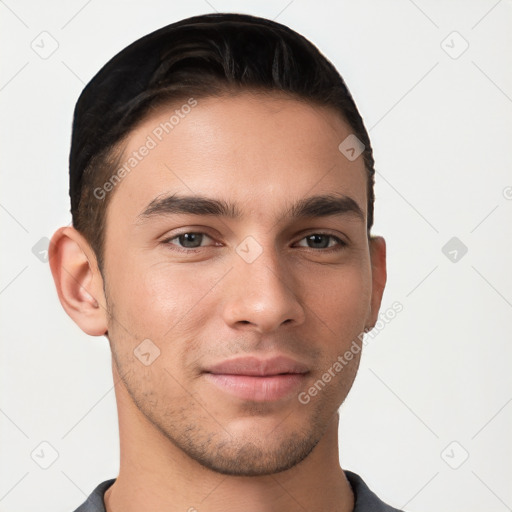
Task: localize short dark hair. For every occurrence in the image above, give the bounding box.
[70,12,376,271]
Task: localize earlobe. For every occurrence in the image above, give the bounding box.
[49,226,108,336]
[366,235,387,330]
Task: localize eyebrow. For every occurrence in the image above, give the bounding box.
[136,192,365,223]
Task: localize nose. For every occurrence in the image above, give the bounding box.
[221,242,306,334]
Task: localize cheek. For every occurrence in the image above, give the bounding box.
[306,259,372,334]
[108,256,225,340]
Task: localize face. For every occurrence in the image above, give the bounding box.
[100,91,382,476]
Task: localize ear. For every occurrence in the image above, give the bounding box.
[49,226,108,336]
[365,235,387,330]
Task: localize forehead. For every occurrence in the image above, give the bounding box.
[106,91,368,225]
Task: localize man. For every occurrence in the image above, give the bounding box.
[49,12,402,512]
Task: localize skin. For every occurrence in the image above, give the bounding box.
[50,91,386,512]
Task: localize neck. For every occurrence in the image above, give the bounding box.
[105,363,354,512]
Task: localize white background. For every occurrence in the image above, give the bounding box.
[1,1,511,511]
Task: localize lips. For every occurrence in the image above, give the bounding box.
[203,355,309,402]
[205,355,309,376]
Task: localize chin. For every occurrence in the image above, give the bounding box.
[173,420,324,477]
[192,438,318,477]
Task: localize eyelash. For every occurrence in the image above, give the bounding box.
[161,231,347,254]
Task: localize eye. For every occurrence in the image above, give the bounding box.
[163,232,215,251]
[295,233,346,250]
[162,231,346,253]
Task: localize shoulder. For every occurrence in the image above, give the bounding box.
[345,470,406,512]
[72,478,116,512]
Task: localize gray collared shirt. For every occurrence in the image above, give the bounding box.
[73,470,405,512]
